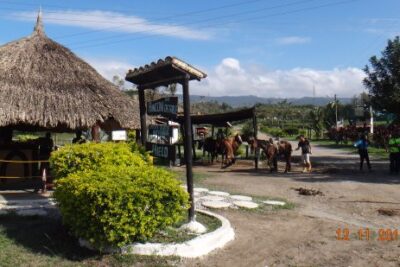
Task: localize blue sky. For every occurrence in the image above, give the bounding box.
[1,0,399,97]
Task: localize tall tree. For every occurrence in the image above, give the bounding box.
[112,75,125,90]
[364,36,400,116]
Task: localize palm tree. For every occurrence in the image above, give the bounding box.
[309,107,324,138]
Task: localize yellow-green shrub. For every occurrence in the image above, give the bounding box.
[54,165,189,249]
[50,142,151,179]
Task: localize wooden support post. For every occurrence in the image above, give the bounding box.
[211,125,215,138]
[191,125,197,161]
[138,88,147,145]
[182,75,195,222]
[178,144,182,164]
[135,129,141,143]
[41,167,47,193]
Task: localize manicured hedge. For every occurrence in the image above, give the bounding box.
[50,142,151,179]
[54,165,188,248]
[51,142,188,249]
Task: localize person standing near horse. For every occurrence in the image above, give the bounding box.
[296,135,312,173]
[354,134,371,171]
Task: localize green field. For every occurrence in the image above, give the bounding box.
[312,139,388,159]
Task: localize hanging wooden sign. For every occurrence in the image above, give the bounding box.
[147,97,178,117]
[148,124,172,138]
[146,142,176,160]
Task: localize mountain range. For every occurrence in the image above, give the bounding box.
[179,95,353,107]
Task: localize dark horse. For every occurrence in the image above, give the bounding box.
[203,137,223,163]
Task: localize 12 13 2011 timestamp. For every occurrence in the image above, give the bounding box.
[336,228,399,241]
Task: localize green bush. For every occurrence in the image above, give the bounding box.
[282,127,299,136]
[240,121,254,139]
[235,146,245,156]
[54,165,189,249]
[299,129,307,136]
[261,127,283,137]
[50,142,151,179]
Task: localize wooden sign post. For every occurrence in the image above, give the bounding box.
[145,97,178,162]
[125,57,207,223]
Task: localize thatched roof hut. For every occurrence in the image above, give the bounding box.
[0,12,139,132]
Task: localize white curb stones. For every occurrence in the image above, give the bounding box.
[193,191,201,197]
[122,210,235,258]
[233,201,259,209]
[194,187,209,193]
[208,191,230,197]
[230,195,252,201]
[263,200,286,206]
[202,201,231,209]
[200,195,225,202]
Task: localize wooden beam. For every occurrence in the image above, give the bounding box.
[138,88,147,145]
[137,75,186,90]
[253,109,258,170]
[181,75,195,222]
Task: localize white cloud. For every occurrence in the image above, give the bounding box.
[276,36,311,45]
[192,58,366,98]
[363,18,400,37]
[84,57,132,87]
[12,10,211,40]
[85,57,367,98]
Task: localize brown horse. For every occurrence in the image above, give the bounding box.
[220,134,243,168]
[248,137,292,173]
[277,140,292,173]
[248,137,278,172]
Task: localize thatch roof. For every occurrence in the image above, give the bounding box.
[0,12,140,132]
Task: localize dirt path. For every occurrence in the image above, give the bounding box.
[179,142,400,267]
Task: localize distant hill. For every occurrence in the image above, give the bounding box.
[178,95,352,107]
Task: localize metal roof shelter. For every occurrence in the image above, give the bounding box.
[174,107,256,127]
[173,107,259,169]
[125,56,206,223]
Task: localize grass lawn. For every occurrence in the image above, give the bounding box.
[312,139,388,160]
[0,212,217,267]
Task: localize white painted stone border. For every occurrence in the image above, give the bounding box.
[123,210,235,258]
[80,210,235,258]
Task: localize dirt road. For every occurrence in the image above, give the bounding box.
[180,142,400,267]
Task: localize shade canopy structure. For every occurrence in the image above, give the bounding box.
[173,107,256,127]
[0,12,140,132]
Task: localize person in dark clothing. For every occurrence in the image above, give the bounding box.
[39,132,53,159]
[354,134,371,171]
[296,135,312,172]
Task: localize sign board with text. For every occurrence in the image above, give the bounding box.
[147,97,178,118]
[148,124,172,138]
[146,142,176,160]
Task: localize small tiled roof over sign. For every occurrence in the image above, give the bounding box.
[125,56,207,88]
